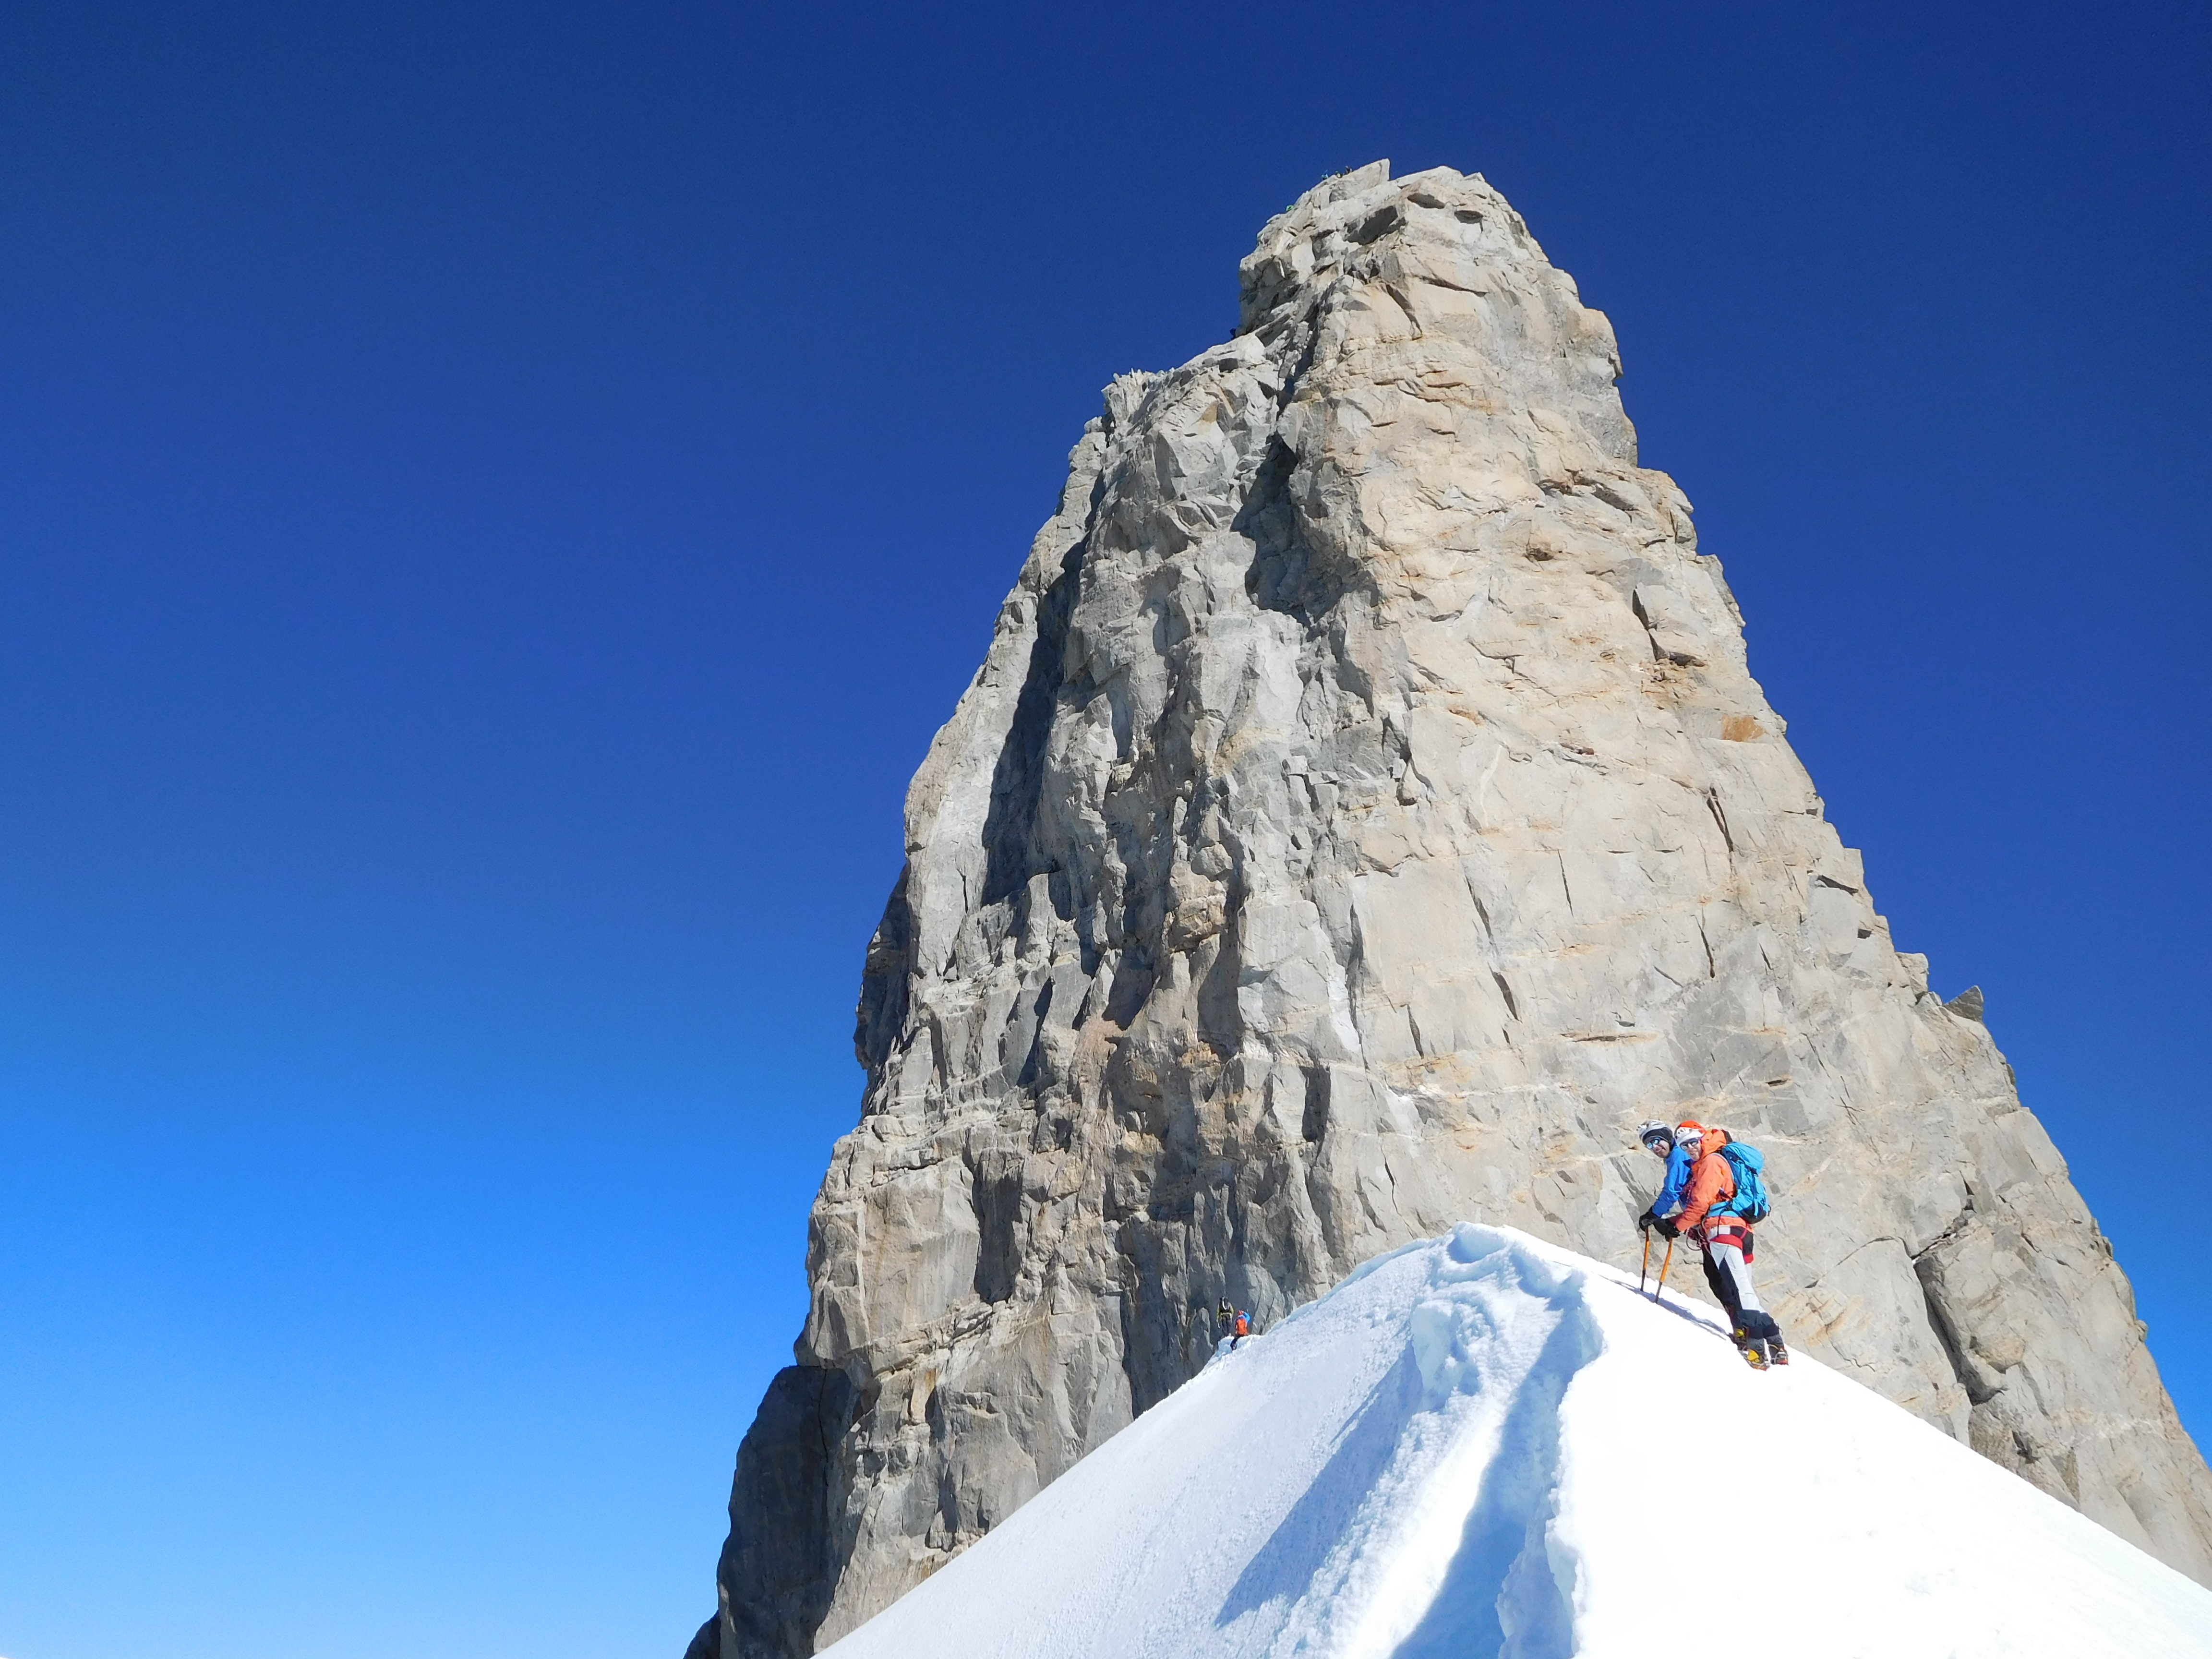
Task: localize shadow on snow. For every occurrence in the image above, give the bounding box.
[1213,1268,1600,1659]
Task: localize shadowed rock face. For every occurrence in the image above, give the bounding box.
[685,161,2212,1657]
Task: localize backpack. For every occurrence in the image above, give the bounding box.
[1714,1141,1771,1224]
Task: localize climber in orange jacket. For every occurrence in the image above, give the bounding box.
[1646,1120,1789,1368]
[1668,1122,1738,1233]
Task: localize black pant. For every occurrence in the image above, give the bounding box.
[1701,1251,1740,1322]
[1701,1245,1781,1346]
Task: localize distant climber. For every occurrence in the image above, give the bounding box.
[1234,1309,1254,1343]
[1639,1120,1789,1369]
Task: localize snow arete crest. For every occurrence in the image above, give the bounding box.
[685,161,2212,1658]
[815,1226,2212,1659]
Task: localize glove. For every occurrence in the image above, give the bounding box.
[1635,1209,1659,1233]
[1651,1215,1680,1240]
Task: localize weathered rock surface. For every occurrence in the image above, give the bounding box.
[686,161,2212,1657]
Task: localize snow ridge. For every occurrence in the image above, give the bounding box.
[819,1226,2212,1659]
[1217,1226,1595,1658]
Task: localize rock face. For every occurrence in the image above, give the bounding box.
[686,161,2212,1657]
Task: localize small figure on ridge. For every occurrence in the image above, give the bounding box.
[1639,1120,1789,1369]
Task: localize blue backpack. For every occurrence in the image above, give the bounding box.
[1714,1141,1772,1224]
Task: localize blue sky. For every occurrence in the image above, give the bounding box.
[1,3,2206,1656]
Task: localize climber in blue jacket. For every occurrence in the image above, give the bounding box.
[1635,1119,1692,1227]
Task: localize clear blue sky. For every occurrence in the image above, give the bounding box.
[1,4,2205,1656]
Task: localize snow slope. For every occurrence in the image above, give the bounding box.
[819,1225,2212,1659]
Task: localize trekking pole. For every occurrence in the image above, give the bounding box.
[1638,1230,1652,1296]
[1653,1235,1675,1303]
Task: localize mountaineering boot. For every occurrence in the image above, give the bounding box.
[1730,1327,1769,1369]
[1737,1311,1785,1370]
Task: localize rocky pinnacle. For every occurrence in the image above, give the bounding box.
[685,162,2212,1658]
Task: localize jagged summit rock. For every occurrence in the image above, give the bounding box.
[685,161,2212,1658]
